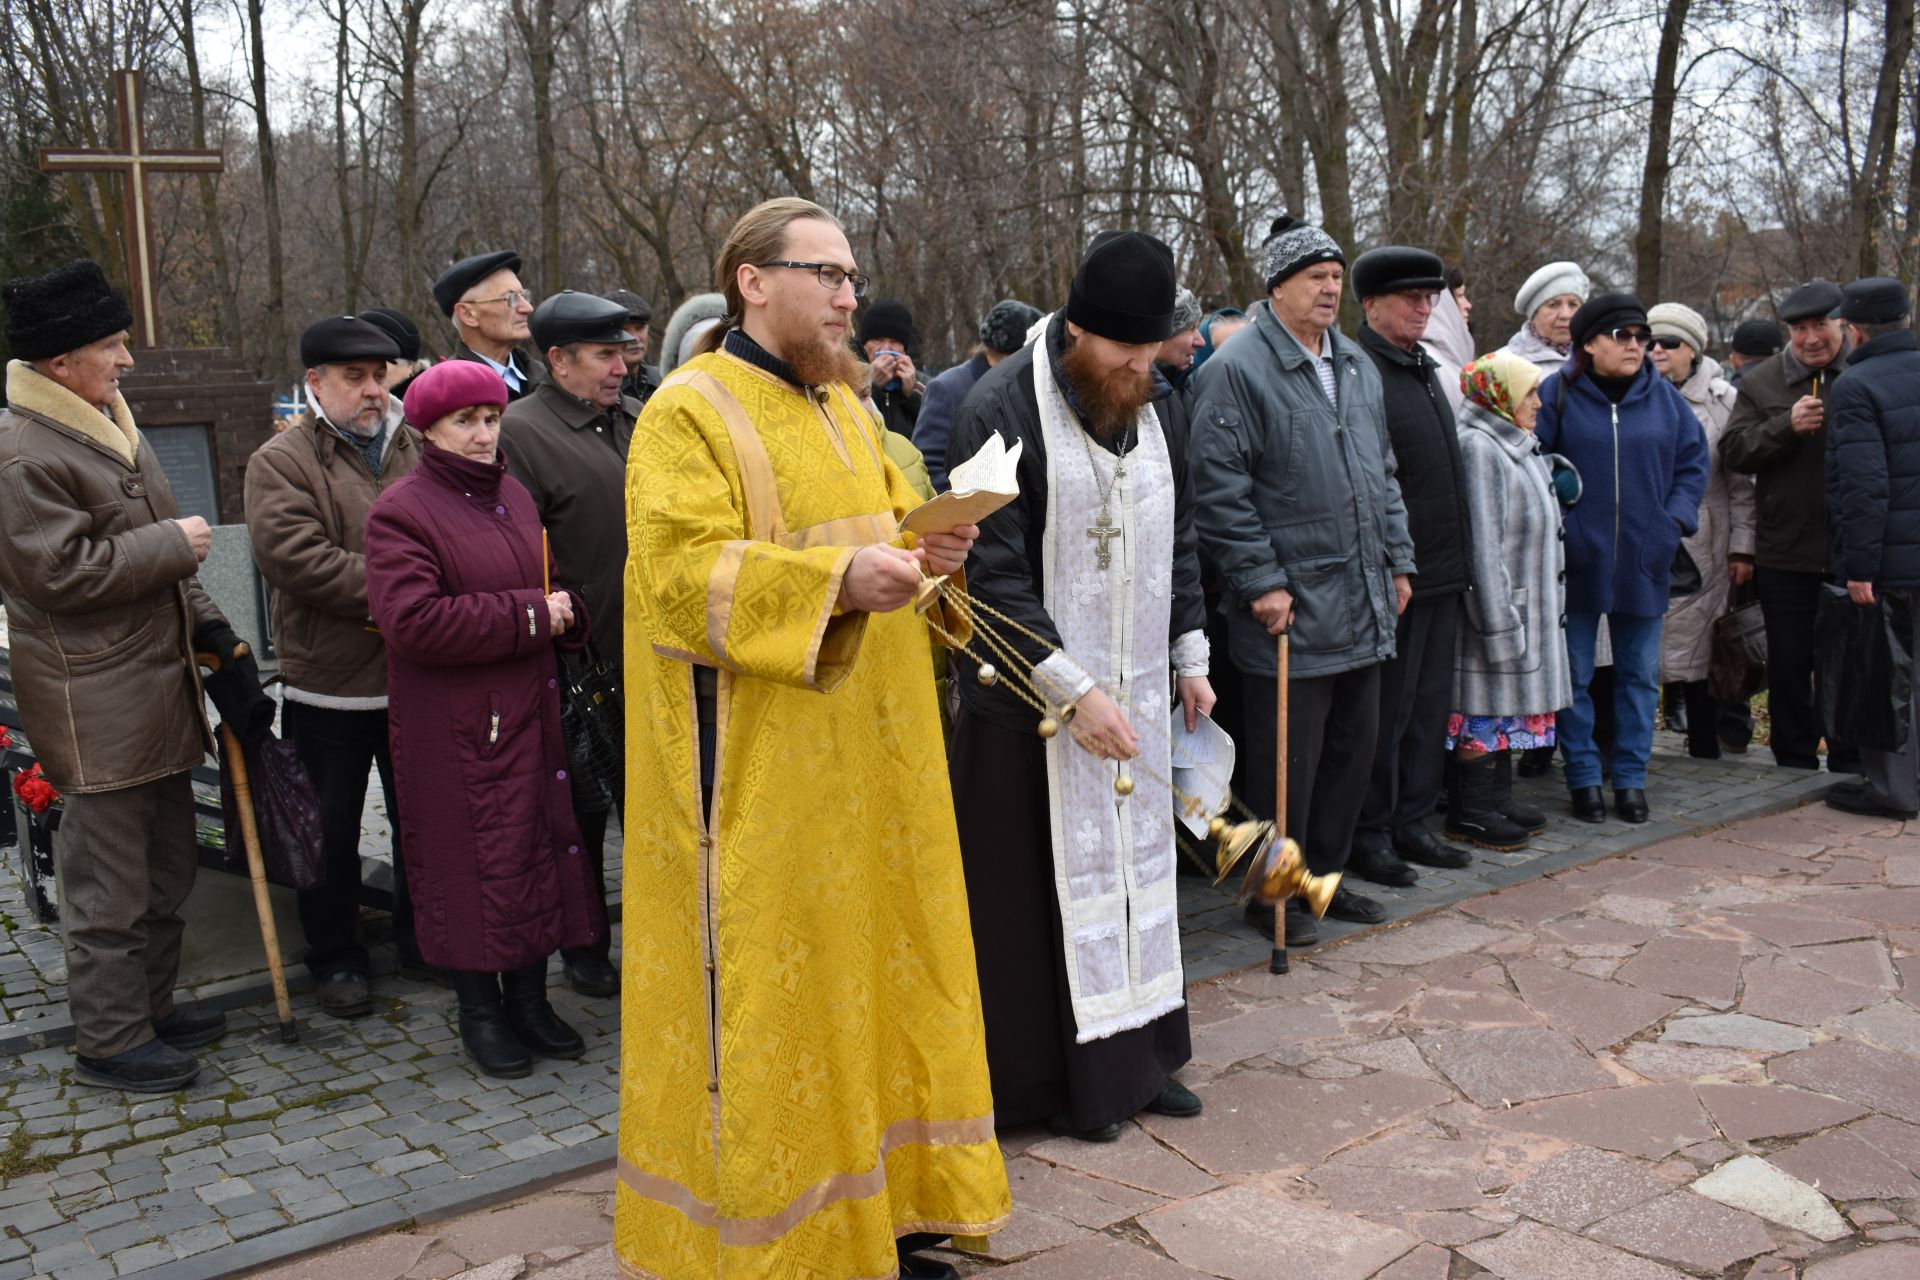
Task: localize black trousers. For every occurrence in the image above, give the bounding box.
[1353,595,1459,854]
[1756,567,1854,769]
[1242,664,1383,876]
[1681,680,1721,758]
[563,792,619,964]
[281,701,414,976]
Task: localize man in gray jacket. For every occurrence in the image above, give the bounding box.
[1190,216,1415,945]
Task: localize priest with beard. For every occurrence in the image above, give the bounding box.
[946,231,1213,1143]
[618,197,1009,1279]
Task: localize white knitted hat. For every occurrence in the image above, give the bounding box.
[1647,302,1708,354]
[1514,261,1591,320]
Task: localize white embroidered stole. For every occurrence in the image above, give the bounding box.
[1034,347,1186,1043]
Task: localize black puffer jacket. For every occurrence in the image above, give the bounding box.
[1826,329,1920,588]
[1358,325,1469,597]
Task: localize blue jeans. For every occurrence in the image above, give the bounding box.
[1563,612,1662,789]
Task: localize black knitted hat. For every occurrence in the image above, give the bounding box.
[1260,215,1345,290]
[979,298,1042,354]
[1,258,134,361]
[856,299,917,348]
[1067,230,1177,345]
[1731,318,1784,357]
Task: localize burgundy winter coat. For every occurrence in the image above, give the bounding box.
[364,442,603,972]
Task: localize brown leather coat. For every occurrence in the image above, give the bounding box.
[244,404,421,703]
[0,360,223,792]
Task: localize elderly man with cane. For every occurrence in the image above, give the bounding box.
[0,259,269,1090]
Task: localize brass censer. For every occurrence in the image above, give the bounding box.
[1206,818,1341,918]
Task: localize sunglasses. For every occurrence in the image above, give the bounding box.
[1607,327,1653,346]
[1650,336,1686,350]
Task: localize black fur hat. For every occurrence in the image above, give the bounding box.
[2,258,134,360]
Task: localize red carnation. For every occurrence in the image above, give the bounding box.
[12,762,60,814]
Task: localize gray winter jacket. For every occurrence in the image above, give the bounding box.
[1190,301,1415,679]
[1453,402,1573,718]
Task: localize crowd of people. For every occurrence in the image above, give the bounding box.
[1,201,1916,1280]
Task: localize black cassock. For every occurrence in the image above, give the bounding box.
[944,315,1206,1131]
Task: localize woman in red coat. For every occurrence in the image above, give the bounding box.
[365,361,604,1078]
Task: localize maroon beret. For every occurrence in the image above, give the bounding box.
[402,360,508,429]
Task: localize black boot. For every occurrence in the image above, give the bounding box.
[452,972,532,1079]
[502,963,587,1060]
[1492,750,1548,834]
[1445,754,1531,851]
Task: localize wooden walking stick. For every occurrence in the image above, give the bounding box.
[1271,631,1290,975]
[197,648,299,1043]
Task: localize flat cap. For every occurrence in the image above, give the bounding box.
[604,288,652,328]
[1778,279,1843,324]
[1350,246,1447,301]
[530,290,635,353]
[357,307,422,362]
[432,250,523,317]
[1731,318,1784,357]
[300,315,401,369]
[1836,276,1911,325]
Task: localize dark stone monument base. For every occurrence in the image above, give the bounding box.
[117,346,275,526]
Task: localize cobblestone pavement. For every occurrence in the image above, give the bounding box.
[0,735,1845,1278]
[275,789,1920,1280]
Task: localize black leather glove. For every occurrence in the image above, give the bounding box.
[194,621,276,745]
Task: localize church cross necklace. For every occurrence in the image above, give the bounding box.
[1080,425,1133,571]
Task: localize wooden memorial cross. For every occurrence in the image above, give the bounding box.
[38,69,224,349]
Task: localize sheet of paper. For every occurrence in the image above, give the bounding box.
[1170,711,1235,838]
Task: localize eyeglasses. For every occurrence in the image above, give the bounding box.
[468,290,532,309]
[1607,327,1653,346]
[756,261,871,298]
[1650,335,1685,350]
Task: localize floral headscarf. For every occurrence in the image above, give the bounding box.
[1460,350,1546,425]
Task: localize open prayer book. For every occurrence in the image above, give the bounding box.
[900,434,1022,536]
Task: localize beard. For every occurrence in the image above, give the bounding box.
[1061,337,1153,440]
[768,306,862,388]
[787,334,861,388]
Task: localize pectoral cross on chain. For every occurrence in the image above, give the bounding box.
[1087,518,1123,570]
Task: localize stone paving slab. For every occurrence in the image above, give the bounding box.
[255,776,1920,1280]
[0,734,1863,1278]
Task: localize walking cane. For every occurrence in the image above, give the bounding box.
[197,648,299,1044]
[1270,631,1290,975]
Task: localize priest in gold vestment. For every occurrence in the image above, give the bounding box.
[617,198,1010,1279]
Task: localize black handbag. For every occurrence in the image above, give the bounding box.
[1816,585,1914,752]
[557,647,624,815]
[1709,598,1768,705]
